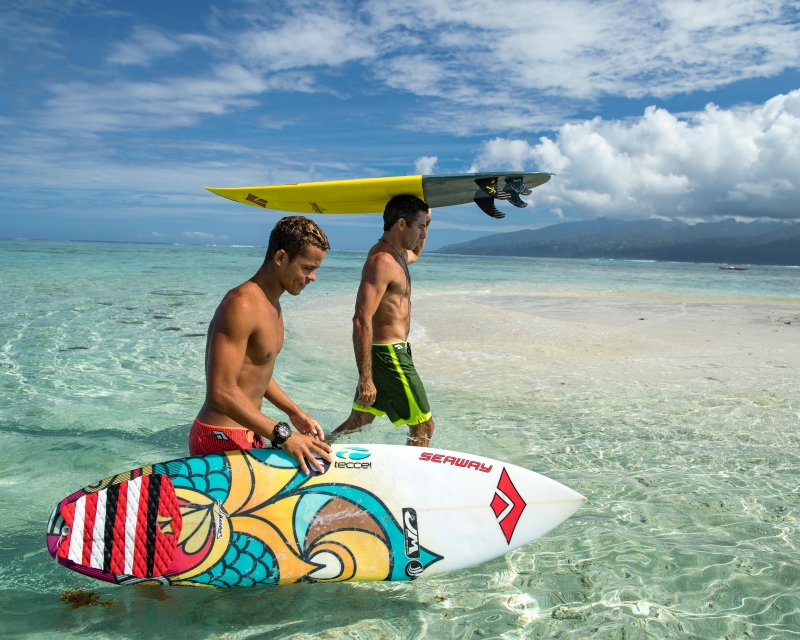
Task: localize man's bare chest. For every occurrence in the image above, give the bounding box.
[385,276,410,298]
[245,318,284,366]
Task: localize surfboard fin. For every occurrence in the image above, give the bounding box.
[474,177,510,218]
[474,196,506,219]
[475,177,501,198]
[503,177,531,208]
[473,175,533,216]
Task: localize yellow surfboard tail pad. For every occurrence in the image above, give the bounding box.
[206,172,552,219]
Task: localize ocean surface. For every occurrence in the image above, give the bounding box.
[1,239,799,639]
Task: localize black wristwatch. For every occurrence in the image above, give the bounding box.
[271,422,292,448]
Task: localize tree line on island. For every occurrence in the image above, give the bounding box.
[434,218,800,266]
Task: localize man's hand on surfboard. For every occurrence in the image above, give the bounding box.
[289,409,325,440]
[356,377,377,408]
[282,432,331,475]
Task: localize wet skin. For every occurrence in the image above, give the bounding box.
[197,247,332,474]
[333,209,435,446]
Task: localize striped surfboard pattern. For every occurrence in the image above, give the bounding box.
[55,474,181,579]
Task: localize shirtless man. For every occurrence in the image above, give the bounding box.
[190,216,332,474]
[333,194,434,446]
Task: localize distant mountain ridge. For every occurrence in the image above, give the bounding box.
[435,218,800,266]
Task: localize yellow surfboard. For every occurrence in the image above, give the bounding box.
[206,172,552,219]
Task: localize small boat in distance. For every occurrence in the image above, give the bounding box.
[720,266,749,270]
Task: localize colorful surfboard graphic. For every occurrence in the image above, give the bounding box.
[47,448,442,587]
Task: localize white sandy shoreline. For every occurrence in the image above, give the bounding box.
[292,292,800,406]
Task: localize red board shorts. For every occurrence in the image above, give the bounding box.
[188,418,268,456]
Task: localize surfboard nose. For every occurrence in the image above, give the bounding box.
[501,471,586,548]
[565,487,588,517]
[566,485,588,506]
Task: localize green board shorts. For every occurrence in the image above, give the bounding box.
[353,342,432,427]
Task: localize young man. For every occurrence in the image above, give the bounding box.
[333,194,434,446]
[190,216,332,474]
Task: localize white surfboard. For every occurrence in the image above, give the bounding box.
[47,444,585,587]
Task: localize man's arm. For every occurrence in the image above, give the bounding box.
[352,254,391,407]
[206,294,280,438]
[264,378,324,440]
[405,208,431,265]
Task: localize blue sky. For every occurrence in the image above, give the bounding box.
[1,0,799,249]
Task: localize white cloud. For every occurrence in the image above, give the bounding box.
[430,220,535,233]
[236,10,374,71]
[86,0,795,136]
[42,64,267,132]
[360,0,800,132]
[107,26,220,66]
[182,231,229,240]
[470,90,800,221]
[414,156,438,175]
[2,0,800,235]
[0,0,71,56]
[12,1,798,137]
[258,116,297,130]
[0,121,364,216]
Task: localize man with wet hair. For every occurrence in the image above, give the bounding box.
[190,216,332,474]
[333,194,434,446]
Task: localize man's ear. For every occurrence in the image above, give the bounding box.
[273,248,288,267]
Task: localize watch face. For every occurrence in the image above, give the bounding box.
[275,423,291,442]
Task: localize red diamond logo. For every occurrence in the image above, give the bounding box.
[490,492,509,518]
[492,468,526,544]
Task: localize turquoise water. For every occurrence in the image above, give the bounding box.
[1,239,799,638]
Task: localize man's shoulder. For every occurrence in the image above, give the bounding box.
[365,247,400,269]
[218,282,263,319]
[362,250,400,281]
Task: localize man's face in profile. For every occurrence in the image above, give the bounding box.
[276,246,326,296]
[401,209,430,250]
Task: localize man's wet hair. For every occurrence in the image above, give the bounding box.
[265,216,330,263]
[383,194,428,232]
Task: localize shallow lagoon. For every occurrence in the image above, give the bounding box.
[1,240,799,638]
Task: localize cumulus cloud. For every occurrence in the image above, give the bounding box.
[414,156,438,175]
[470,91,800,221]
